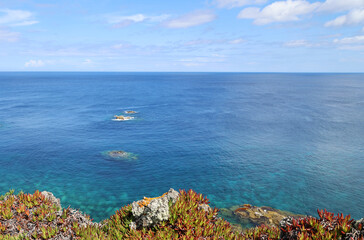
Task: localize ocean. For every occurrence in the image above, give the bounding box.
[0,72,363,223]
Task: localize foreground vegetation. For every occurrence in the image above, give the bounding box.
[0,189,363,239]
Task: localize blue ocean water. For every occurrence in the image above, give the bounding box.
[0,72,363,223]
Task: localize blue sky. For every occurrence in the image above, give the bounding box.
[0,0,363,72]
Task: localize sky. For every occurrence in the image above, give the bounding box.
[0,0,363,72]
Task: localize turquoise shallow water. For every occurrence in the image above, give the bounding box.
[0,72,363,222]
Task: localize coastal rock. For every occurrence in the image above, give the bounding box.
[198,203,212,213]
[106,150,138,160]
[131,188,179,229]
[113,115,134,121]
[0,190,97,240]
[353,218,364,230]
[279,216,294,229]
[233,204,304,226]
[68,208,95,228]
[124,110,137,114]
[41,191,62,209]
[108,150,129,158]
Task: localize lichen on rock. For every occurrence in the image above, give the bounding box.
[130,188,179,229]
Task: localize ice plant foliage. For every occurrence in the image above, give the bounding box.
[1,189,364,239]
[0,190,94,239]
[280,209,363,240]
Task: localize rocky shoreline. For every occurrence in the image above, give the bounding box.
[0,189,363,239]
[221,204,305,228]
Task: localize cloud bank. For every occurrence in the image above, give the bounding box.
[106,13,170,28]
[238,0,320,25]
[325,8,364,27]
[0,29,20,42]
[214,0,267,8]
[163,10,216,28]
[0,9,38,27]
[25,59,45,67]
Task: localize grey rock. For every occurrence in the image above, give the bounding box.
[165,188,179,204]
[41,191,62,209]
[198,204,211,212]
[131,188,179,229]
[129,221,137,230]
[353,218,364,229]
[279,216,292,228]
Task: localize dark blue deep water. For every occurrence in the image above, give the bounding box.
[0,72,363,222]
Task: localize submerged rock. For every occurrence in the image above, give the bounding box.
[113,115,134,121]
[108,150,129,158]
[233,204,304,227]
[124,110,137,114]
[105,150,138,160]
[130,188,179,229]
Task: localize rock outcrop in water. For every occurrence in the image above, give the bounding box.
[232,204,305,226]
[113,115,134,121]
[104,150,138,160]
[124,110,137,114]
[107,150,129,158]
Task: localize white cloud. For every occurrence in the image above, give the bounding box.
[184,39,215,46]
[179,56,225,67]
[284,39,311,47]
[11,20,39,26]
[337,45,364,51]
[178,55,226,67]
[107,14,147,24]
[333,35,364,44]
[284,39,325,47]
[214,0,267,8]
[238,0,321,25]
[149,15,171,22]
[0,29,20,42]
[333,35,364,51]
[183,38,242,46]
[25,59,45,67]
[182,62,204,67]
[0,9,38,27]
[228,38,245,44]
[179,57,225,63]
[164,10,216,28]
[325,8,364,27]
[106,13,170,28]
[112,43,127,49]
[318,0,364,13]
[83,59,92,64]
